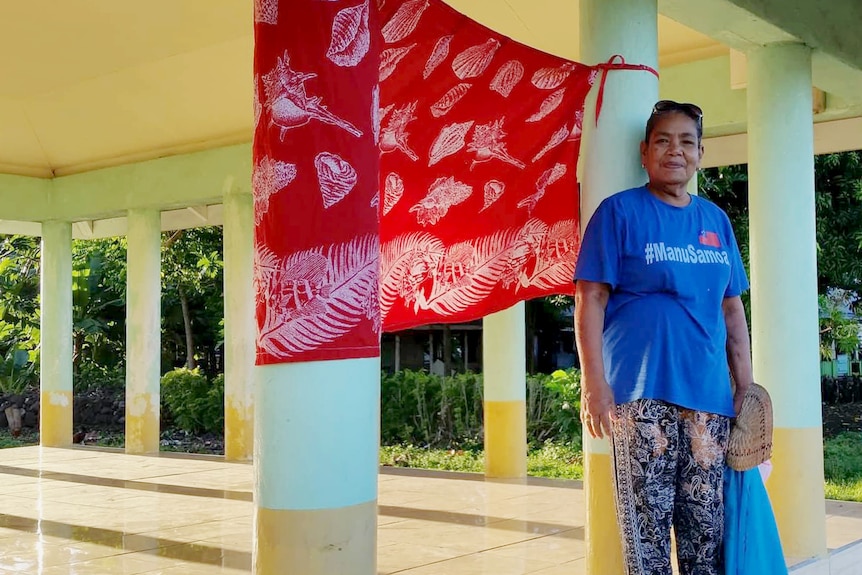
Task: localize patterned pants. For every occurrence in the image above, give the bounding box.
[610,399,730,575]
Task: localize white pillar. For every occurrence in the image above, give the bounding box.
[255,359,380,572]
[482,302,527,478]
[223,186,256,461]
[39,221,73,447]
[747,43,826,560]
[125,209,162,454]
[579,0,658,572]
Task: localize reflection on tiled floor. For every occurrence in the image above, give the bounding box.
[0,446,859,574]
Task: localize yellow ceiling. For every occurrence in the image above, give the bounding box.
[0,0,723,178]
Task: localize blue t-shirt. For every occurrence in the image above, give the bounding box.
[574,186,749,417]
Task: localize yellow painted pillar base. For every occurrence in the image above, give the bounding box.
[125,392,160,454]
[484,400,527,478]
[483,303,527,479]
[769,427,827,558]
[255,501,377,573]
[225,400,253,461]
[584,450,625,575]
[39,391,72,447]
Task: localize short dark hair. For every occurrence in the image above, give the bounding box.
[644,100,703,143]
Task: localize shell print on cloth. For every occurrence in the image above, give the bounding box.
[327,1,370,67]
[517,163,567,214]
[255,235,379,358]
[315,152,359,209]
[381,0,430,43]
[372,85,381,144]
[394,226,521,316]
[479,180,505,212]
[568,109,584,141]
[467,118,525,170]
[253,76,262,130]
[430,83,471,118]
[526,88,566,123]
[452,39,500,80]
[252,156,297,225]
[380,44,416,82]
[428,121,474,166]
[532,124,569,163]
[531,62,576,89]
[254,0,277,24]
[380,101,420,160]
[376,0,599,331]
[499,219,549,289]
[383,172,405,215]
[379,103,395,124]
[263,51,362,139]
[379,232,445,318]
[423,35,454,79]
[489,60,524,97]
[409,177,473,226]
[525,219,579,291]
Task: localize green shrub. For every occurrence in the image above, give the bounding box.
[380,368,582,448]
[74,362,125,392]
[824,432,862,483]
[381,370,483,447]
[0,347,36,395]
[160,368,224,434]
[527,368,582,445]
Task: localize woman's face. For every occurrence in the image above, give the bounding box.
[640,112,703,189]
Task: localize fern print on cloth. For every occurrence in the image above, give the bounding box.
[378,0,594,331]
[253,0,380,364]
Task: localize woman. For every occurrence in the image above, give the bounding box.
[574,100,754,575]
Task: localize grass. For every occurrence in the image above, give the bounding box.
[380,441,584,480]
[0,429,38,448]
[0,428,859,501]
[824,432,862,502]
[381,434,862,498]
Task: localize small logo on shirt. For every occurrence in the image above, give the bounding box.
[699,230,722,249]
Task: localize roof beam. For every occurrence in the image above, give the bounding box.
[659,0,862,103]
[0,143,250,223]
[724,0,862,71]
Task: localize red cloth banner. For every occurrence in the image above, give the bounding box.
[378,0,596,331]
[253,0,381,364]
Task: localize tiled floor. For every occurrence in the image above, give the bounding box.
[0,446,859,574]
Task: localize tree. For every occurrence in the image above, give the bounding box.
[72,238,127,371]
[813,152,862,292]
[818,288,861,361]
[161,228,224,372]
[701,152,862,360]
[0,235,41,359]
[701,152,862,293]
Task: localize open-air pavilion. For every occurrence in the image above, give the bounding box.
[2,0,862,573]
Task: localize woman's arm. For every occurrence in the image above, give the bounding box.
[575,280,616,438]
[723,295,754,415]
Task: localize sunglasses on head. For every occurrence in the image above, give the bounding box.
[652,100,703,124]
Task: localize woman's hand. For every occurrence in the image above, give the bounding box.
[581,376,616,439]
[575,280,614,439]
[732,381,750,416]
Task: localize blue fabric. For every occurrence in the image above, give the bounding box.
[574,186,748,417]
[723,467,788,574]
